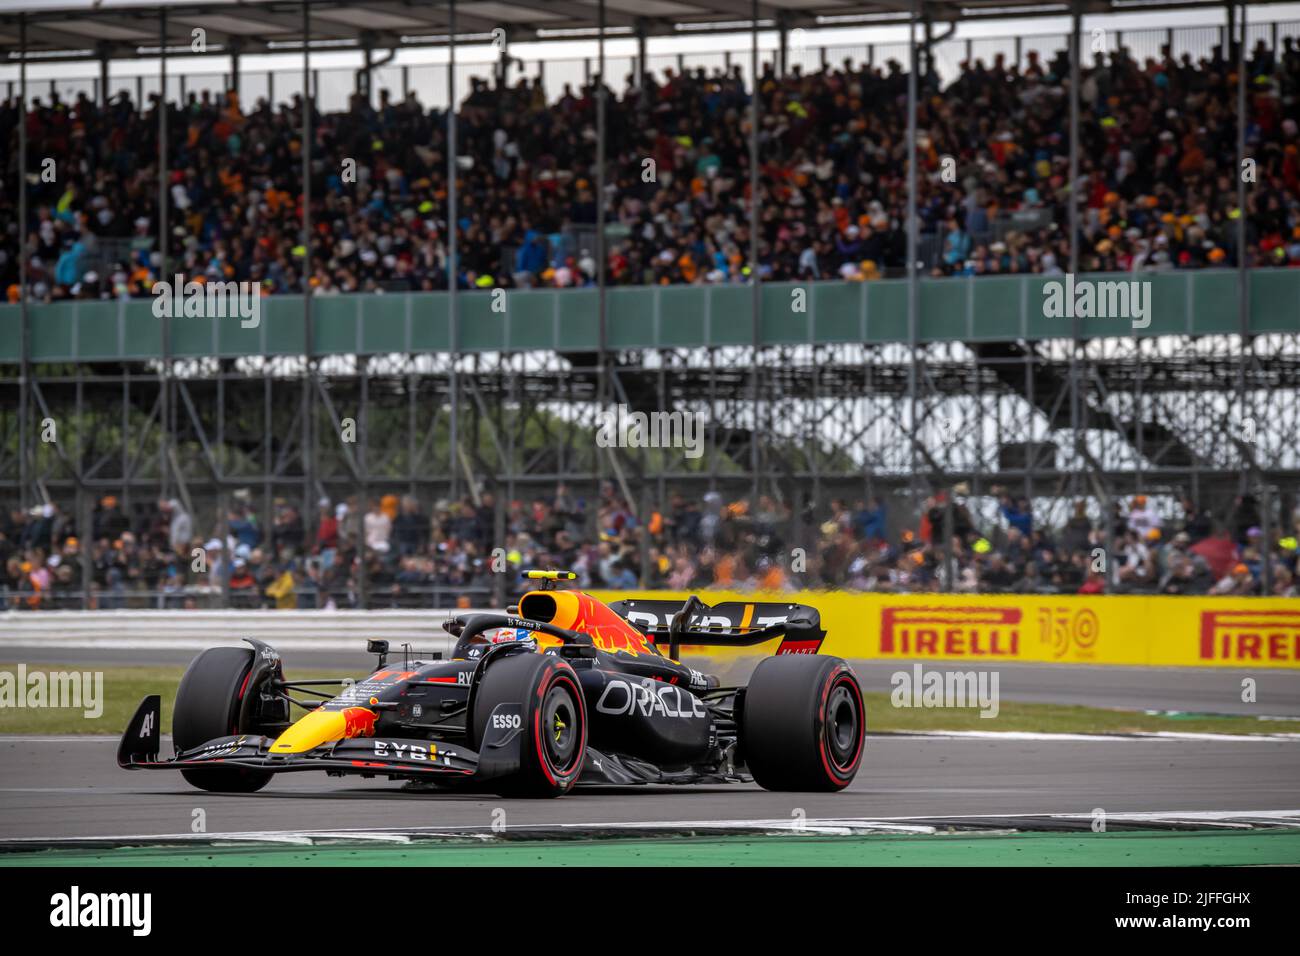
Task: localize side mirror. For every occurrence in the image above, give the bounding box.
[366,639,389,656]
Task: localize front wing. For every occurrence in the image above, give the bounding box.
[118,695,517,782]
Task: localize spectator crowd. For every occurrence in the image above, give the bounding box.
[2,483,1297,610]
[3,29,1297,610]
[3,34,1299,301]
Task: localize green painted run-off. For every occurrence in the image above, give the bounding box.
[3,828,1298,867]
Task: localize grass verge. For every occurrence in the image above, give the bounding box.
[0,664,353,735]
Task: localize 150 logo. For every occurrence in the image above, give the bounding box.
[1037,607,1099,659]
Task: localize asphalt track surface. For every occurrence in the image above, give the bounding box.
[7,642,1300,716]
[1,733,1297,841]
[3,648,1298,842]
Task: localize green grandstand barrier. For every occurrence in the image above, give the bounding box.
[3,269,1295,362]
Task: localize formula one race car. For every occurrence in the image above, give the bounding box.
[118,571,865,797]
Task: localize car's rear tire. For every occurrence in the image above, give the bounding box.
[741,656,865,792]
[472,652,587,798]
[173,647,273,794]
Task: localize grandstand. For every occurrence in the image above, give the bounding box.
[0,1,1297,609]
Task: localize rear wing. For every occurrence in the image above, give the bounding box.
[606,595,826,659]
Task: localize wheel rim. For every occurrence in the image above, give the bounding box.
[540,683,579,772]
[824,680,860,771]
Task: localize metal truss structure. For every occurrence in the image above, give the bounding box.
[4,331,1295,541]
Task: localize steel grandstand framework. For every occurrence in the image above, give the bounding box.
[2,1,1298,605]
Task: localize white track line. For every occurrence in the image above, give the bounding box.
[7,810,1300,846]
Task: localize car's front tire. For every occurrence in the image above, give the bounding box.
[740,655,865,792]
[472,652,587,798]
[173,646,273,793]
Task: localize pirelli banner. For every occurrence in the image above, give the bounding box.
[590,591,1300,669]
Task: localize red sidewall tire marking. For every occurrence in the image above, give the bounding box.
[817,667,864,786]
[532,665,586,790]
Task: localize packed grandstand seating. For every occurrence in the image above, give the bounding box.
[4,35,1299,608]
[2,486,1297,609]
[4,35,1299,301]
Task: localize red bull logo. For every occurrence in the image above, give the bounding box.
[340,706,378,739]
[569,594,659,656]
[1200,610,1300,662]
[880,606,1022,657]
[525,589,660,657]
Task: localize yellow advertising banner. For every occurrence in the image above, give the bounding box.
[591,590,1300,669]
